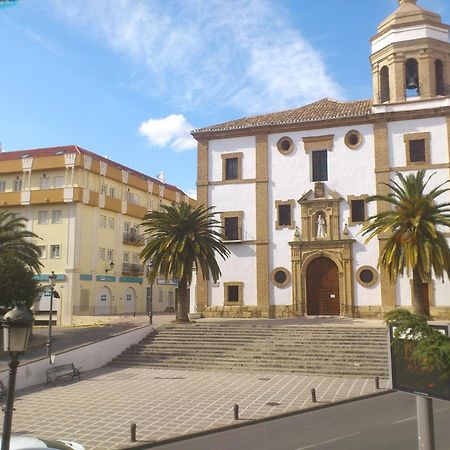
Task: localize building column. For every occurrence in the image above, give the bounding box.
[195,140,209,313]
[255,133,270,318]
[374,120,396,314]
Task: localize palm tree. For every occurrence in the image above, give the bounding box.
[362,170,450,315]
[0,211,42,273]
[140,203,230,322]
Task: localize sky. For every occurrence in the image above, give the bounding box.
[0,0,448,198]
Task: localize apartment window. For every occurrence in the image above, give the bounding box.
[13,179,22,192]
[404,132,430,166]
[53,176,64,188]
[38,211,48,224]
[312,150,328,181]
[107,249,114,262]
[127,192,140,205]
[132,253,139,264]
[124,221,130,233]
[224,282,243,306]
[52,210,62,224]
[108,217,115,229]
[99,248,106,261]
[0,181,5,192]
[109,187,115,198]
[100,215,106,228]
[40,176,50,189]
[275,200,295,230]
[123,252,129,263]
[221,212,243,241]
[38,245,47,259]
[50,245,61,259]
[100,184,107,195]
[221,153,242,181]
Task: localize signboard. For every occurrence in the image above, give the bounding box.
[389,325,450,401]
[156,278,178,286]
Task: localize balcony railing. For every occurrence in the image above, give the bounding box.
[122,262,145,276]
[123,231,144,245]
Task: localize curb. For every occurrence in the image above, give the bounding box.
[119,389,394,449]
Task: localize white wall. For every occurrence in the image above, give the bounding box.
[209,136,256,182]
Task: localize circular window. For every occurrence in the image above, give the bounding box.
[277,137,294,155]
[271,267,291,288]
[356,266,378,288]
[345,130,362,150]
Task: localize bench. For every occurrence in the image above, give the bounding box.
[46,363,81,386]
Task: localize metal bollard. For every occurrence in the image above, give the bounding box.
[375,376,380,390]
[311,388,317,403]
[130,423,137,442]
[233,404,239,420]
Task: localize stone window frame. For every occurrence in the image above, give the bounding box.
[409,278,435,307]
[275,199,296,230]
[404,132,431,166]
[302,135,334,183]
[276,136,295,155]
[356,266,378,288]
[221,152,243,182]
[220,211,244,242]
[271,267,291,289]
[224,281,244,306]
[344,130,363,150]
[347,195,369,226]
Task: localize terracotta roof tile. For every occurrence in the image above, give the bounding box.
[0,145,188,196]
[192,98,373,134]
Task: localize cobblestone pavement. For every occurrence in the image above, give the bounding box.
[9,367,389,450]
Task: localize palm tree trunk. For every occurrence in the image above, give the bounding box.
[412,268,428,316]
[176,277,190,323]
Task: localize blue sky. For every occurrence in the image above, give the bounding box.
[0,0,448,197]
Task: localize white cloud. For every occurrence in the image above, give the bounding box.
[185,189,197,200]
[138,114,196,152]
[50,0,344,114]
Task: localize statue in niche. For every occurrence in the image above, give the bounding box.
[316,213,327,238]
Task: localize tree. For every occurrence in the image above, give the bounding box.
[385,308,450,377]
[362,170,450,315]
[0,211,42,273]
[140,203,230,322]
[0,256,42,312]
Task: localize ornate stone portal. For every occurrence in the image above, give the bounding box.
[289,183,355,317]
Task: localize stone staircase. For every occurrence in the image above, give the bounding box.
[110,323,389,378]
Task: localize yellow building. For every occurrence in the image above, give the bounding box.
[0,145,193,325]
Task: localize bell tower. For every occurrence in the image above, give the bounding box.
[370,0,450,104]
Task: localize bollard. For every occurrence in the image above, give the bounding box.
[311,388,317,403]
[233,404,239,420]
[375,376,380,390]
[130,423,137,442]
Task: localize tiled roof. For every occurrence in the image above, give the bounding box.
[192,98,373,134]
[0,145,188,196]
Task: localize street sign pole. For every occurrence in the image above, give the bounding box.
[416,395,435,450]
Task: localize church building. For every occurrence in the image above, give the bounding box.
[192,0,450,319]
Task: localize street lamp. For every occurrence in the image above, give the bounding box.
[46,271,57,358]
[1,304,33,450]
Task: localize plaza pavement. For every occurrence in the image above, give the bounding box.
[8,366,389,450]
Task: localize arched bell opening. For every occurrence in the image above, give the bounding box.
[405,58,420,97]
[435,59,445,96]
[380,66,390,103]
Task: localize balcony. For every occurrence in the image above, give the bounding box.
[123,231,144,246]
[122,262,145,276]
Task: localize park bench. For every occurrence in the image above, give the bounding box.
[46,363,81,386]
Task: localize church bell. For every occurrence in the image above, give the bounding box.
[406,75,419,91]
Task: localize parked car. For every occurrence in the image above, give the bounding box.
[0,435,84,449]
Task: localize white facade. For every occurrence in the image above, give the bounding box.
[193,0,450,319]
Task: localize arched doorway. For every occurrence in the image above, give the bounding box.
[123,287,136,314]
[98,286,112,315]
[306,257,340,315]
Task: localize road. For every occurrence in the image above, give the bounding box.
[146,392,450,450]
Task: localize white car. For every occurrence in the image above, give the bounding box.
[0,435,84,450]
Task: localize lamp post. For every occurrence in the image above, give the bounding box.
[1,304,33,450]
[46,271,57,358]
